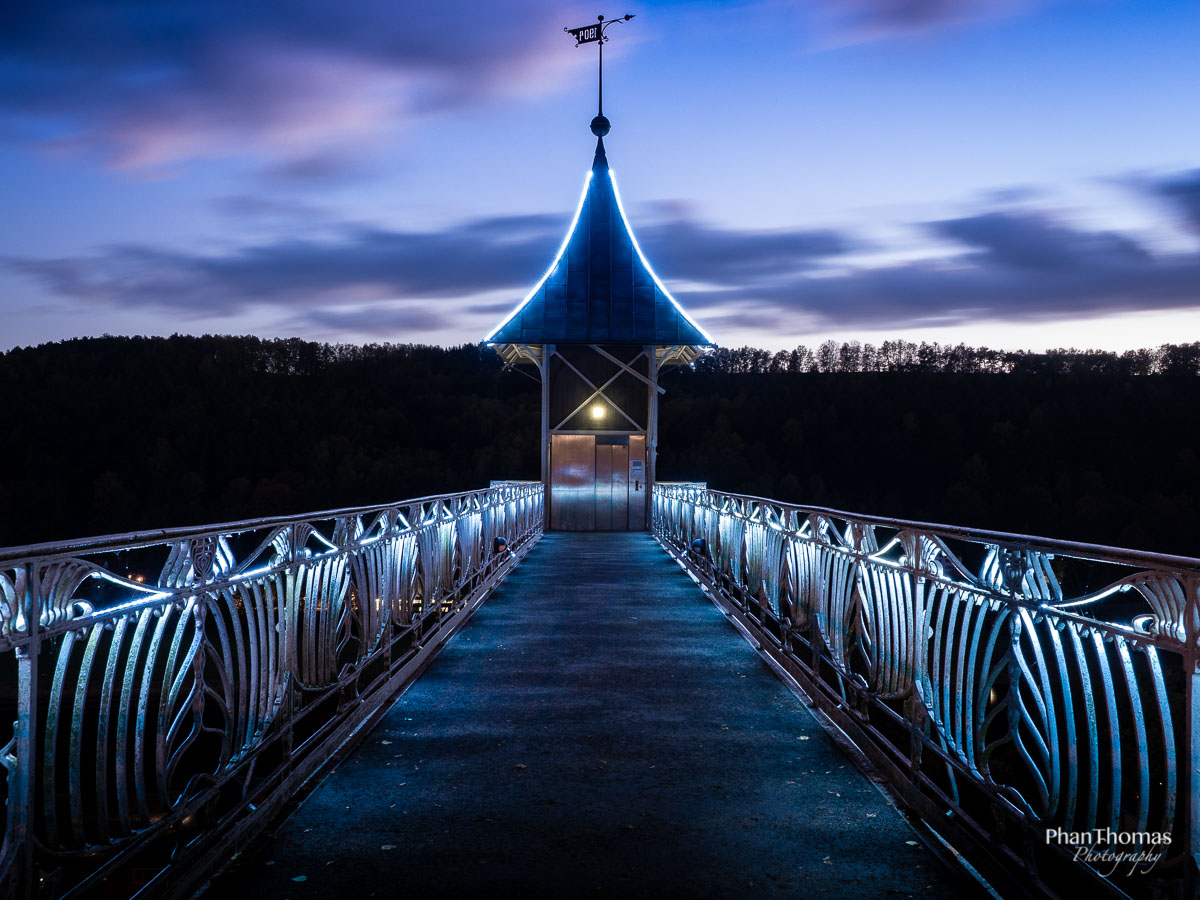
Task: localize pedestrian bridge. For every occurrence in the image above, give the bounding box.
[213,531,963,899]
[0,482,1194,898]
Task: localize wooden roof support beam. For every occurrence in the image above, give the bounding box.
[552,349,646,432]
[588,344,666,394]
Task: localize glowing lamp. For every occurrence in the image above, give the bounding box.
[590,404,605,420]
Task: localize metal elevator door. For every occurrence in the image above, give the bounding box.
[550,435,646,531]
[594,441,629,531]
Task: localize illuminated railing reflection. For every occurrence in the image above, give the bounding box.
[0,481,543,898]
[652,481,1198,899]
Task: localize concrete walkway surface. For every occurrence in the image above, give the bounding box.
[213,532,979,899]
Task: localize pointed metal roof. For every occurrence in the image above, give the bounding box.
[485,137,713,346]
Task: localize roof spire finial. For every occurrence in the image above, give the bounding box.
[565,13,635,139]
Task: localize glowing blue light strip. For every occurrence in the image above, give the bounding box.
[608,170,715,344]
[484,170,595,342]
[235,564,278,581]
[97,592,173,615]
[1042,582,1130,609]
[307,531,337,551]
[868,536,902,561]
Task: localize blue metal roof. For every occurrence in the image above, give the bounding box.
[486,138,713,346]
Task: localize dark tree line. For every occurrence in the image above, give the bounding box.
[0,335,538,547]
[692,340,1200,377]
[660,367,1200,556]
[2,335,1199,556]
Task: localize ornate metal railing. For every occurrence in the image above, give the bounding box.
[0,481,543,899]
[653,482,1198,899]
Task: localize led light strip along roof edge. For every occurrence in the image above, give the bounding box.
[484,170,595,343]
[608,170,714,345]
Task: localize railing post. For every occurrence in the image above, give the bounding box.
[540,344,553,531]
[646,346,659,532]
[1187,573,1200,896]
[1187,669,1200,895]
[16,565,38,899]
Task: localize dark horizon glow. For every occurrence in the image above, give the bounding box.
[1,0,1198,353]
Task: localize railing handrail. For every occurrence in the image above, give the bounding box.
[653,481,1200,570]
[0,480,546,899]
[652,481,1199,899]
[0,481,544,563]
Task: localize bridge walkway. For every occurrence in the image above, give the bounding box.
[212,532,976,898]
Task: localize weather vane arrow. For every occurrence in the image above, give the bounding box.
[564,13,635,133]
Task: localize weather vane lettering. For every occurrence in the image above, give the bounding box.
[564,13,635,136]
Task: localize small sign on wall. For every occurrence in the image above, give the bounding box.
[630,459,645,490]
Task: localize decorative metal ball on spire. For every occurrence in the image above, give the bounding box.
[565,13,635,136]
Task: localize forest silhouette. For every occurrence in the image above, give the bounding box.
[2,334,1198,555]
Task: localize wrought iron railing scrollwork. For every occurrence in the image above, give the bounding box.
[0,481,543,898]
[652,482,1199,898]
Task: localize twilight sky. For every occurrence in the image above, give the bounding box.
[1,0,1198,352]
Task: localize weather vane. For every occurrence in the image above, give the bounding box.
[565,13,635,137]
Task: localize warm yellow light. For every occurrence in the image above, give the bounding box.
[590,404,605,419]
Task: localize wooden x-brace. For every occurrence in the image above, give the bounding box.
[552,347,647,431]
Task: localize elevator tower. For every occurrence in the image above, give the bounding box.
[486,116,713,530]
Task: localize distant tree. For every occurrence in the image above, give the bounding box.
[838,340,862,373]
[1161,342,1200,376]
[815,340,839,373]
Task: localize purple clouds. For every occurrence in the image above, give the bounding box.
[805,0,1071,40]
[0,2,1195,348]
[0,0,574,169]
[1156,170,1200,233]
[8,169,1200,338]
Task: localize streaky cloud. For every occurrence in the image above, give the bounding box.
[5,211,851,317]
[213,194,330,220]
[0,0,576,168]
[7,174,1200,340]
[294,304,451,334]
[803,0,1072,41]
[929,211,1152,271]
[1156,169,1200,233]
